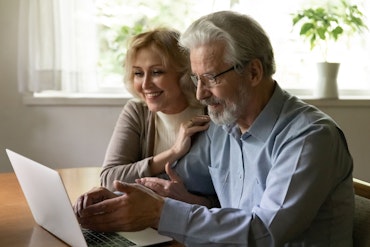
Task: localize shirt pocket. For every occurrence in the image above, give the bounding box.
[208,166,231,207]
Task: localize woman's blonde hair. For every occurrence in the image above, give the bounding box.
[123,27,201,108]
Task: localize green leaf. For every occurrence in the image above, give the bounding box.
[317,27,326,40]
[300,23,314,35]
[290,0,368,53]
[332,26,343,40]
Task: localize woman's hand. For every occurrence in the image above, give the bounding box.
[136,163,187,200]
[137,163,212,207]
[171,115,210,158]
[150,115,210,176]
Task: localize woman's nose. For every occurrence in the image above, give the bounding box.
[141,74,152,89]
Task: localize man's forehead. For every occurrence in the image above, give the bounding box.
[189,42,225,70]
[190,41,224,57]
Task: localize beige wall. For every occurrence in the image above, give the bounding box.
[1,0,369,182]
[0,0,121,172]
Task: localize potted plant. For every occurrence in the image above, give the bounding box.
[291,0,368,98]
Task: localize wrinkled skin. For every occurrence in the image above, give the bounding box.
[74,181,164,232]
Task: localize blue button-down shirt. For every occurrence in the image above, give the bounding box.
[161,83,354,246]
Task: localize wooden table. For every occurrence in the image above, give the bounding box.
[0,167,182,246]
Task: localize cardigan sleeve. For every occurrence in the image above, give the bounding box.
[100,100,154,190]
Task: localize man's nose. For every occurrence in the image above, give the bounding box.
[196,83,211,101]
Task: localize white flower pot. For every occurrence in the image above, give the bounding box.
[314,62,340,99]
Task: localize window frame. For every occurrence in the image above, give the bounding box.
[23,0,370,104]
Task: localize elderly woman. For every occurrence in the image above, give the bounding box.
[100,27,216,207]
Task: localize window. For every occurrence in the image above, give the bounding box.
[19,0,370,100]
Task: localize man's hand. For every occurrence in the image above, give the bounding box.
[73,181,164,232]
[74,186,117,218]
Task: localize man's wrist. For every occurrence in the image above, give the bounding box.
[152,197,165,229]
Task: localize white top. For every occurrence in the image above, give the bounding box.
[154,107,203,155]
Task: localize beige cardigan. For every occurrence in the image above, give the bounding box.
[100,99,207,191]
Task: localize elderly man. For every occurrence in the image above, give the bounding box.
[74,11,354,246]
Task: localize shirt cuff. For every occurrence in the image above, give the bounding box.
[158,197,192,242]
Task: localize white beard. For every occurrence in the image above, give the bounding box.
[204,83,248,126]
[208,102,238,125]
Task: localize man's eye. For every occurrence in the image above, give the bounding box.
[204,75,215,81]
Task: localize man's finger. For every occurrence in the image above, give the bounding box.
[113,180,135,193]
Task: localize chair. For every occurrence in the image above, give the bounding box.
[353,178,370,247]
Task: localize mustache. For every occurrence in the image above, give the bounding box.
[201,97,223,106]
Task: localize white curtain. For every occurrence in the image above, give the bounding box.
[18,0,98,93]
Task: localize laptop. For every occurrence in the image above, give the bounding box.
[6,149,173,247]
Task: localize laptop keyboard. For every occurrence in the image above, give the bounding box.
[82,228,136,247]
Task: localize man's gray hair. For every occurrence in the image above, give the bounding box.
[180,11,276,77]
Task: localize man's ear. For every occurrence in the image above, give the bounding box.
[247,59,263,87]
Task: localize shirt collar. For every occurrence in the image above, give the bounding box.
[224,82,289,142]
[247,82,288,141]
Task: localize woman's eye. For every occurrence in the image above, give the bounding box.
[152,70,164,76]
[133,71,143,77]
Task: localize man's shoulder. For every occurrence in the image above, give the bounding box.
[276,96,339,138]
[283,94,333,123]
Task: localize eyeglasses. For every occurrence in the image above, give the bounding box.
[190,66,235,88]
